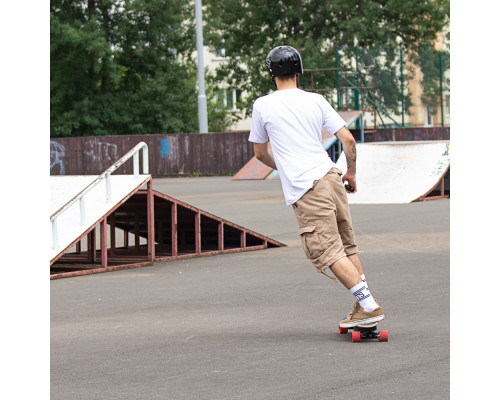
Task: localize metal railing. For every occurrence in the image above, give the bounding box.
[50,142,149,250]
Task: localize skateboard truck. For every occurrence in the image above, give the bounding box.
[339,323,388,343]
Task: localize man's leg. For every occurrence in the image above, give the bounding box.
[329,255,383,327]
[324,169,383,323]
[347,253,376,302]
[293,171,383,326]
[329,255,378,309]
[347,253,364,277]
[329,256,361,289]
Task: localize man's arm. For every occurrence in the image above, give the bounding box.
[335,126,357,193]
[254,142,277,170]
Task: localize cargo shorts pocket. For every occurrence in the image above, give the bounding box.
[298,225,324,259]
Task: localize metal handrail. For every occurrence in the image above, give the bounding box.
[50,142,149,249]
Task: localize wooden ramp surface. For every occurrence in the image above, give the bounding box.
[232,143,274,180]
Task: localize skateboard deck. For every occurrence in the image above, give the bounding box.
[338,321,388,343]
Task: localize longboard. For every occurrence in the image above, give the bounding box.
[338,322,388,343]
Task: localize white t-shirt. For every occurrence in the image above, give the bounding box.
[249,88,346,205]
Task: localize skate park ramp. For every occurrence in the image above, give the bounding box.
[50,142,284,279]
[335,141,450,204]
[232,142,275,180]
[233,111,361,180]
[50,174,152,264]
[50,142,154,269]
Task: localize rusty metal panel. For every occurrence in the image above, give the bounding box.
[232,142,274,180]
[50,132,254,177]
[350,127,450,142]
[51,186,284,279]
[50,129,450,178]
[232,157,274,180]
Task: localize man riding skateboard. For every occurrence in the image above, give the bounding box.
[249,45,384,328]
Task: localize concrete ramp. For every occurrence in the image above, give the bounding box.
[335,141,450,204]
[233,111,361,180]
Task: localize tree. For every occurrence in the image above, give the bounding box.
[409,41,450,108]
[51,0,199,137]
[203,0,449,118]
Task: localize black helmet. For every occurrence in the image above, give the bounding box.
[266,46,303,78]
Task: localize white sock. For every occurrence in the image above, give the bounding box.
[360,274,378,306]
[349,281,379,312]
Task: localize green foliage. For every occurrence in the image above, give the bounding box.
[50,0,199,137]
[410,42,450,108]
[205,69,242,132]
[204,0,449,117]
[51,0,450,136]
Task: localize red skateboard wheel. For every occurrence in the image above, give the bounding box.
[339,326,348,334]
[352,331,361,342]
[379,330,388,342]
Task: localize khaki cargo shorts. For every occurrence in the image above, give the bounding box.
[292,168,360,273]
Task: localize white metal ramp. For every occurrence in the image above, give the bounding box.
[50,143,152,264]
[335,141,450,204]
[50,142,285,279]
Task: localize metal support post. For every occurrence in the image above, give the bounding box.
[336,46,341,109]
[142,146,149,174]
[147,180,155,261]
[79,196,86,226]
[400,48,405,127]
[100,218,108,268]
[89,229,96,262]
[105,173,111,203]
[195,0,208,133]
[218,222,224,251]
[355,46,361,129]
[171,203,178,257]
[440,52,444,127]
[133,152,139,178]
[195,211,201,253]
[110,213,116,257]
[52,220,58,250]
[360,113,365,143]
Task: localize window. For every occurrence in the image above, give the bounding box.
[445,95,450,117]
[218,88,242,111]
[215,47,226,58]
[213,38,228,60]
[424,104,434,127]
[227,89,241,111]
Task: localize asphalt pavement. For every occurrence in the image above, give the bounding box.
[51,176,450,399]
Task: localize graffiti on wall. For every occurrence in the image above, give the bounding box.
[161,138,170,158]
[84,141,119,164]
[407,131,431,141]
[50,141,65,175]
[430,143,450,177]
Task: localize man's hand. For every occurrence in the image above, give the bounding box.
[342,172,357,193]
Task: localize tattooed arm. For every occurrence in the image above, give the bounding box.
[335,126,357,193]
